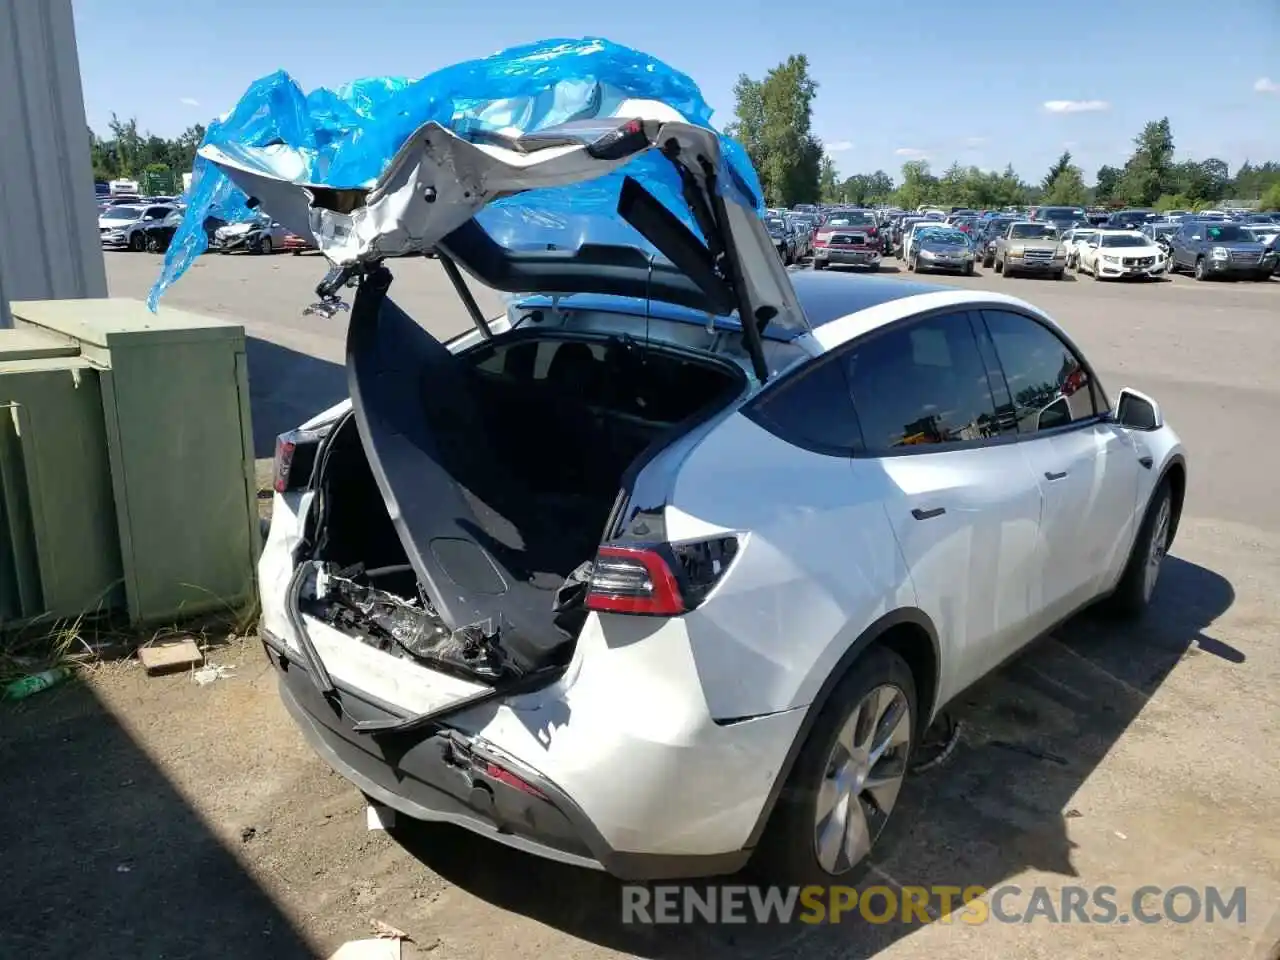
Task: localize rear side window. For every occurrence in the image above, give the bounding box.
[842,312,1000,452]
[981,310,1099,433]
[747,357,863,456]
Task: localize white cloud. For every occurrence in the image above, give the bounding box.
[1062,140,1078,148]
[1255,77,1279,94]
[1043,99,1110,113]
[826,141,853,152]
[965,136,987,146]
[895,147,928,159]
[179,97,200,106]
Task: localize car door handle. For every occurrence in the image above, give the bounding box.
[911,507,946,521]
[1044,470,1068,481]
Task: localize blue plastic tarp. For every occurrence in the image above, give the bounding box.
[148,37,763,310]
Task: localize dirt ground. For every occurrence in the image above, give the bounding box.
[1,254,1278,959]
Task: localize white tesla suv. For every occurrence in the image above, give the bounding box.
[238,113,1187,883]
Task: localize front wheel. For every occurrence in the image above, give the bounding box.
[1193,257,1208,281]
[259,237,273,255]
[752,645,916,884]
[964,262,974,276]
[128,232,146,252]
[1106,480,1173,618]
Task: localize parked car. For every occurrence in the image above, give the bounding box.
[812,211,882,271]
[1105,209,1157,230]
[212,214,290,254]
[992,221,1067,279]
[787,216,813,261]
[765,216,796,264]
[139,205,187,252]
[1034,206,1087,234]
[1061,227,1100,269]
[976,217,1019,267]
[903,220,949,264]
[224,114,1187,886]
[1168,220,1277,280]
[98,202,175,251]
[1073,230,1168,280]
[906,225,975,275]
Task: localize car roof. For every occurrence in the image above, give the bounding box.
[799,278,1064,353]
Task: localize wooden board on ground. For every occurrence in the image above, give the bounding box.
[137,640,204,675]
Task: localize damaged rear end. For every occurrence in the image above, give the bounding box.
[239,105,812,875]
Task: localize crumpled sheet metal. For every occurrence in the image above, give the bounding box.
[148,37,763,310]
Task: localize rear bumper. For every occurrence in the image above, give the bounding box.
[262,628,754,879]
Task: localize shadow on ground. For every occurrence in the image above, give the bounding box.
[388,554,1238,959]
[0,683,313,958]
[244,336,347,458]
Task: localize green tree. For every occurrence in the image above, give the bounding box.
[1093,164,1122,205]
[866,170,894,203]
[1041,150,1074,192]
[1043,166,1089,205]
[895,160,937,210]
[1260,182,1280,211]
[1119,118,1175,206]
[819,155,840,202]
[729,55,823,206]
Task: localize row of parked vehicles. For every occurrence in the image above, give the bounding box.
[771,203,1279,283]
[96,196,317,255]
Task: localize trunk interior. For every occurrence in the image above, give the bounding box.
[306,299,744,681]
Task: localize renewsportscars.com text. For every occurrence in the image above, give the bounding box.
[621,884,1248,925]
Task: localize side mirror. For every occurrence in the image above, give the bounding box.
[1113,387,1163,431]
[1037,396,1072,431]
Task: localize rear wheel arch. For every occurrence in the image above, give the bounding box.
[742,606,940,850]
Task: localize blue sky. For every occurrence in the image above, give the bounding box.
[73,0,1278,184]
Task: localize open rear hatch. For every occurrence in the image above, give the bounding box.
[207,108,807,720]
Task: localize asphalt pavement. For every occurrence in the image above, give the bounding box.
[61,249,1280,959]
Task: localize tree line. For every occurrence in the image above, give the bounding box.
[88,114,206,183]
[728,56,1280,211]
[90,77,1280,212]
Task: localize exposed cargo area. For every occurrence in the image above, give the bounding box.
[302,314,745,682]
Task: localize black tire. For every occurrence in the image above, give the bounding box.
[1003,261,1015,278]
[128,232,146,252]
[1093,264,1104,281]
[1054,270,1065,280]
[964,262,974,276]
[751,645,917,884]
[812,260,826,270]
[866,262,879,272]
[259,236,273,255]
[906,255,916,272]
[994,256,1004,274]
[1193,257,1208,281]
[983,254,994,269]
[1105,479,1174,619]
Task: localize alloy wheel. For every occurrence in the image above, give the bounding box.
[1143,496,1171,602]
[812,683,911,875]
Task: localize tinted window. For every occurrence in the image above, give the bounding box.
[982,310,1098,433]
[843,312,1000,452]
[748,357,862,455]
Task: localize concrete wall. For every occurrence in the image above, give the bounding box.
[0,0,106,328]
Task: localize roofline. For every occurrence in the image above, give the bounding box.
[804,288,1060,354]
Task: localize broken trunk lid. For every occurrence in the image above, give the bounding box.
[197,108,809,362]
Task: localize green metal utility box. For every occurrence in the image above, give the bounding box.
[2,298,259,627]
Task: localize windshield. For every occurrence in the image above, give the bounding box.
[766,219,787,236]
[1205,224,1250,242]
[1100,234,1149,248]
[921,228,968,245]
[1009,223,1058,240]
[825,212,875,227]
[1040,207,1083,220]
[101,205,143,220]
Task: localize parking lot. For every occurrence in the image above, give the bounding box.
[3,251,1279,959]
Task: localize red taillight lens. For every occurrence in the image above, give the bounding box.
[867,227,878,237]
[484,762,547,800]
[586,546,685,616]
[272,426,327,493]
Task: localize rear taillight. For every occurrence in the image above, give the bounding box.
[272,426,328,493]
[814,233,830,247]
[484,761,548,800]
[867,227,878,237]
[585,536,740,617]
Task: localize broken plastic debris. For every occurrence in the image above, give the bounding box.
[192,664,236,686]
[366,805,395,831]
[326,940,400,960]
[370,919,410,941]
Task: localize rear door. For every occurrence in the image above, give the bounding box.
[841,309,1044,697]
[979,309,1141,631]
